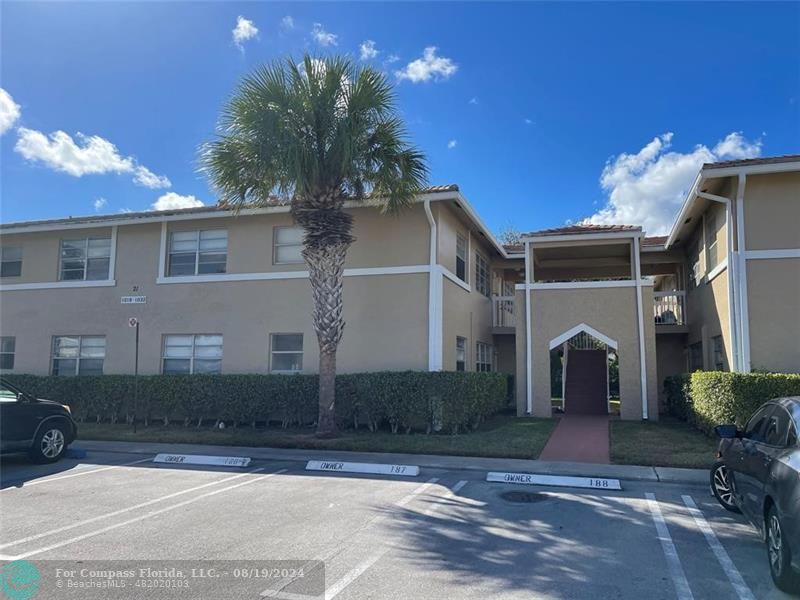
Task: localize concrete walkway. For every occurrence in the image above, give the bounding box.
[76,438,707,484]
[538,415,610,464]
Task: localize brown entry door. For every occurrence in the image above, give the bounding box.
[564,349,608,415]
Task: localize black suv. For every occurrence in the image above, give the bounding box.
[0,378,78,463]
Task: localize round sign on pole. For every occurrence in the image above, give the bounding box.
[128,317,138,328]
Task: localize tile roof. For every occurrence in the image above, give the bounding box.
[703,155,800,170]
[1,184,460,230]
[502,243,525,254]
[641,235,668,247]
[525,224,641,237]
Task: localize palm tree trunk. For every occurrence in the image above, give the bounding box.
[305,242,348,437]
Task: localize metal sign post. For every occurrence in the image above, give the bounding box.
[129,317,139,433]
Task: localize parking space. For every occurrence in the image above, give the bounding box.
[0,450,793,599]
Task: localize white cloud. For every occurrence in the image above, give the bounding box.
[469,97,479,105]
[94,197,108,211]
[395,47,457,83]
[311,23,338,46]
[0,88,21,136]
[447,139,457,149]
[385,54,400,64]
[359,40,379,61]
[586,131,763,235]
[524,118,533,125]
[232,16,259,49]
[151,192,204,211]
[281,16,294,31]
[14,127,171,189]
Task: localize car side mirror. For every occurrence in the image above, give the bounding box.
[715,424,740,439]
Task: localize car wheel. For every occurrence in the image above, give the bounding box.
[766,505,799,593]
[710,461,739,513]
[29,423,68,463]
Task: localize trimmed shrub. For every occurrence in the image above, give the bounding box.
[4,371,508,435]
[665,371,800,434]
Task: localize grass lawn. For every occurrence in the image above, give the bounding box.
[78,413,558,460]
[610,417,717,469]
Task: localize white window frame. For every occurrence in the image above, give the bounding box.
[0,247,22,278]
[52,335,106,376]
[476,341,493,372]
[270,333,304,373]
[712,335,724,371]
[455,336,467,372]
[475,252,491,297]
[0,336,15,370]
[273,227,305,265]
[455,235,467,282]
[167,229,228,277]
[59,237,111,281]
[162,334,224,375]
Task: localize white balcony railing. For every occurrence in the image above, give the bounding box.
[492,295,516,328]
[654,291,686,326]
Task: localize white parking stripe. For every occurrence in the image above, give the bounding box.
[682,495,755,600]
[261,477,442,600]
[10,468,284,560]
[423,480,468,517]
[1,458,152,489]
[0,469,268,549]
[645,493,694,600]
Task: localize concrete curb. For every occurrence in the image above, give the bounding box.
[77,439,709,485]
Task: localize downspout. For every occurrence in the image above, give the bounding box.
[524,240,533,414]
[424,199,443,371]
[734,174,751,372]
[632,236,649,420]
[697,190,739,371]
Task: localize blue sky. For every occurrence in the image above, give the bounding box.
[1,1,798,235]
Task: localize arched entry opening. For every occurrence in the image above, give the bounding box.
[549,324,619,416]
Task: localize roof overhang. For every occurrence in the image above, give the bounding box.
[665,159,800,249]
[522,230,642,244]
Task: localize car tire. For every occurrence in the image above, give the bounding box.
[29,422,69,463]
[766,505,799,593]
[710,461,739,513]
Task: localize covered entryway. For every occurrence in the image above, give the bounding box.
[549,324,618,417]
[564,349,607,415]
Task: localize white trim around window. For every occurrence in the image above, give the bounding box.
[156,264,433,284]
[0,336,15,370]
[52,335,106,376]
[162,334,223,375]
[0,279,117,291]
[273,226,305,265]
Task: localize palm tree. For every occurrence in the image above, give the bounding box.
[201,55,428,437]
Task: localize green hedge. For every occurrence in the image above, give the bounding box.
[4,371,509,435]
[665,371,800,434]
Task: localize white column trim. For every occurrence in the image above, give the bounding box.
[424,199,443,371]
[524,240,533,415]
[158,221,167,280]
[735,174,751,372]
[109,225,118,281]
[633,237,648,420]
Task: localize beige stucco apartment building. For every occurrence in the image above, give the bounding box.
[1,156,798,421]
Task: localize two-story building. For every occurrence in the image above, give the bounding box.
[1,156,798,421]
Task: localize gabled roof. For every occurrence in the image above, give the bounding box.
[703,155,800,170]
[524,224,640,237]
[641,235,668,247]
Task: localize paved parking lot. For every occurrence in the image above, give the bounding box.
[0,449,794,599]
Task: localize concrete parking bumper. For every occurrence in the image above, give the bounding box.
[76,439,709,485]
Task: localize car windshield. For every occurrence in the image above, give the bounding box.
[0,383,19,402]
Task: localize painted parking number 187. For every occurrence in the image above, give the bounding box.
[390,466,407,474]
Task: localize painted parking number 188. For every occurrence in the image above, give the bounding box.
[590,479,610,488]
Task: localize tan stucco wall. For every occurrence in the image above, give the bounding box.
[0,272,429,375]
[746,258,800,373]
[686,267,731,370]
[441,278,492,371]
[0,226,115,284]
[0,207,432,375]
[743,172,800,251]
[518,285,657,420]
